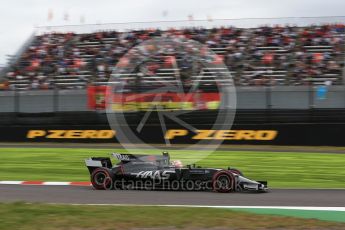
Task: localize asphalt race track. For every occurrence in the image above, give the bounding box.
[0,185,344,206]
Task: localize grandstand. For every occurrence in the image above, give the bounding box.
[0,19,344,146]
[1,23,344,90]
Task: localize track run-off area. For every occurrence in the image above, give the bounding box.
[0,144,344,223]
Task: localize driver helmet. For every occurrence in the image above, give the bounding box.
[171,160,183,168]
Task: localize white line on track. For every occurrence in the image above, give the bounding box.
[0,181,23,185]
[0,181,91,186]
[42,182,70,186]
[65,204,345,212]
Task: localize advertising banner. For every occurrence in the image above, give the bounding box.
[0,123,344,146]
[88,86,221,111]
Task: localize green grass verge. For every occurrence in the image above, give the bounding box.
[0,148,345,188]
[0,203,343,230]
[232,208,345,223]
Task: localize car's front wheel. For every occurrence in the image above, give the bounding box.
[229,168,244,176]
[212,171,235,193]
[91,168,113,190]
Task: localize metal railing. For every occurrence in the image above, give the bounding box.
[35,16,345,34]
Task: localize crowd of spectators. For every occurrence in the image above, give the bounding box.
[1,24,344,90]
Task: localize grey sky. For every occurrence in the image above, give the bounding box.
[0,0,344,65]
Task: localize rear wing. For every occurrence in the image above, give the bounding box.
[112,152,170,165]
[85,157,112,173]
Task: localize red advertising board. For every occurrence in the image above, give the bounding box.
[88,86,220,111]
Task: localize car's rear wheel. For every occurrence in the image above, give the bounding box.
[213,171,235,193]
[91,168,113,190]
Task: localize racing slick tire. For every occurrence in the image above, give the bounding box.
[229,168,244,176]
[91,168,113,190]
[212,171,235,193]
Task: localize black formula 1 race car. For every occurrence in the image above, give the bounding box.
[85,152,268,193]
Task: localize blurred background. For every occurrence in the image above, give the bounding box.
[0,1,345,228]
[0,0,344,145]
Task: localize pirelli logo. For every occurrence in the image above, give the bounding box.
[165,129,278,141]
[27,129,277,141]
[27,130,115,139]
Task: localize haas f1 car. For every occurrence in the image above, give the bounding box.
[85,152,268,193]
